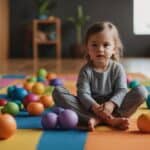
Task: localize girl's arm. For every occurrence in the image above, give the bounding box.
[77,68,98,110]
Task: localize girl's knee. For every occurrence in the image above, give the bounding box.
[134,85,148,101]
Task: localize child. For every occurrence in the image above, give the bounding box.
[52,21,148,131]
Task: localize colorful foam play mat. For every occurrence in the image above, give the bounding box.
[0,73,150,150]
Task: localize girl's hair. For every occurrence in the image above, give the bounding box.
[84,21,123,62]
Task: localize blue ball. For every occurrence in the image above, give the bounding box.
[128,80,140,89]
[49,78,63,86]
[146,95,150,109]
[14,87,28,100]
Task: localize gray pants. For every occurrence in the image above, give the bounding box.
[52,85,148,124]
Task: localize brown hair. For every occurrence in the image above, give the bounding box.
[84,21,123,62]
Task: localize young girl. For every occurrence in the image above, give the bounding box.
[52,21,148,131]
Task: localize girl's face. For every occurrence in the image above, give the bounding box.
[86,30,116,68]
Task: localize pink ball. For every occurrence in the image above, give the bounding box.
[58,109,78,129]
[23,93,39,107]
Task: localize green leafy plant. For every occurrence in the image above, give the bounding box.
[36,0,57,17]
[67,5,90,44]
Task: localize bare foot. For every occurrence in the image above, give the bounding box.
[88,118,102,131]
[105,117,129,130]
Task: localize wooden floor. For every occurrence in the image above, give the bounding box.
[0,58,150,77]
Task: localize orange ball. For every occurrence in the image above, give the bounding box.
[27,102,44,116]
[137,113,150,133]
[39,95,54,108]
[23,82,34,91]
[0,114,17,139]
[47,73,57,80]
[32,82,45,95]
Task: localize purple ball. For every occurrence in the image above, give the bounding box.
[41,112,58,130]
[58,109,78,129]
[49,78,63,86]
[52,107,64,115]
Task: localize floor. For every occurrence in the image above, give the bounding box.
[0,58,150,77]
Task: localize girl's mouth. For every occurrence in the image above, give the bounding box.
[96,54,105,58]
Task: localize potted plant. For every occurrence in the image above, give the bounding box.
[35,0,57,19]
[67,5,90,57]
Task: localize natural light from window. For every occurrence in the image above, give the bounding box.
[134,0,150,35]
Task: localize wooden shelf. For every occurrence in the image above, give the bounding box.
[33,17,61,59]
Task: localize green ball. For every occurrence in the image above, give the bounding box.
[0,106,3,113]
[128,80,140,89]
[45,86,54,95]
[2,102,20,115]
[37,68,48,78]
[27,77,37,83]
[14,100,24,110]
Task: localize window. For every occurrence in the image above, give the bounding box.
[134,0,150,35]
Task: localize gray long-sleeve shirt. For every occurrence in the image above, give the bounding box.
[77,60,128,110]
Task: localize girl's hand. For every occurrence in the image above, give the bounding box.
[91,103,104,116]
[103,101,116,115]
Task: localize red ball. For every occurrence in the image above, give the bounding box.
[23,93,39,108]
[0,99,7,106]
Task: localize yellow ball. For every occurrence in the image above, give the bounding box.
[32,82,45,95]
[137,113,150,133]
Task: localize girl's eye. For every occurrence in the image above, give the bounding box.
[91,44,97,47]
[104,43,110,48]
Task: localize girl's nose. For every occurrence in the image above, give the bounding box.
[98,46,104,52]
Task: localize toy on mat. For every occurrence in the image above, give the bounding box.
[128,80,140,89]
[39,95,54,108]
[46,73,57,80]
[146,95,150,109]
[27,102,44,116]
[32,82,45,95]
[0,114,17,139]
[27,76,37,83]
[41,112,58,129]
[37,68,48,78]
[2,102,20,116]
[49,78,63,86]
[137,113,150,133]
[0,99,7,106]
[23,82,34,92]
[58,109,79,129]
[23,93,39,108]
[52,107,64,115]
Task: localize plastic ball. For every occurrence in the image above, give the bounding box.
[146,95,150,109]
[37,68,48,78]
[7,86,16,98]
[27,77,37,83]
[58,109,78,129]
[14,87,28,100]
[2,102,20,116]
[23,82,34,91]
[137,113,150,133]
[128,80,140,89]
[14,100,24,110]
[37,76,45,82]
[49,78,63,86]
[41,112,58,129]
[39,95,54,108]
[23,93,39,108]
[32,82,45,95]
[0,99,7,106]
[52,107,64,115]
[0,114,17,139]
[47,73,57,80]
[27,102,44,116]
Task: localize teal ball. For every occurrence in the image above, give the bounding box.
[146,95,150,109]
[128,80,140,89]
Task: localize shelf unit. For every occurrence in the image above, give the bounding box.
[32,17,61,59]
